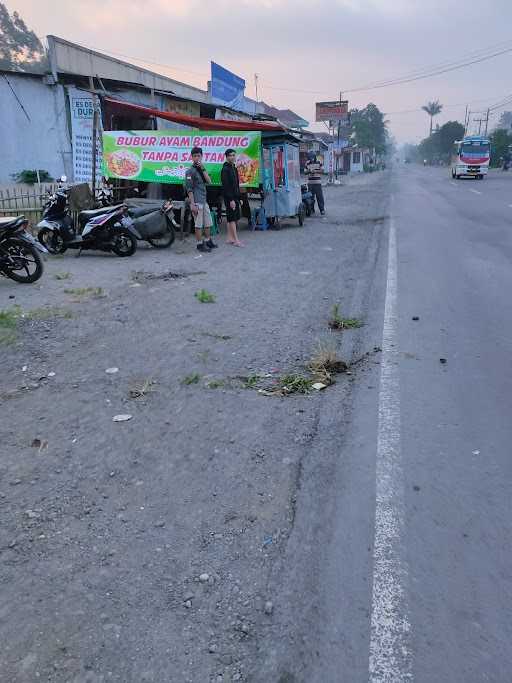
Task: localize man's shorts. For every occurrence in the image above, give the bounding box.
[225,199,241,222]
[193,203,213,229]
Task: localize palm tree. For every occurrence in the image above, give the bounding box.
[422,100,443,137]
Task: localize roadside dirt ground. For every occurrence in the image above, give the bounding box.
[0,172,390,683]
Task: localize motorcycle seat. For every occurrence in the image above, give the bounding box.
[79,204,124,219]
[129,206,161,219]
[0,216,26,228]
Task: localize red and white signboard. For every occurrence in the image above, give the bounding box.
[315,100,349,123]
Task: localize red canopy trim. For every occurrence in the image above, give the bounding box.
[104,97,285,132]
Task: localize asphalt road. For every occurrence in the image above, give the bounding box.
[256,166,512,683]
[391,166,512,683]
[2,167,511,682]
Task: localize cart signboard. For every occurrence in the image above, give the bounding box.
[102,130,261,187]
[315,100,349,124]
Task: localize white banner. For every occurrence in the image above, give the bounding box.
[68,87,103,184]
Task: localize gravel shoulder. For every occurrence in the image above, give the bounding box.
[0,172,391,683]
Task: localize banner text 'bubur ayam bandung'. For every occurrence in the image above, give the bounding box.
[102,130,261,187]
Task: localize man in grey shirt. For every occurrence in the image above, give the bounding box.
[185,146,217,253]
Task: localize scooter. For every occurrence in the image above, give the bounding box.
[0,215,48,283]
[38,183,140,257]
[301,183,315,216]
[126,199,178,249]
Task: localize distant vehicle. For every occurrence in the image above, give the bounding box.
[451,136,490,180]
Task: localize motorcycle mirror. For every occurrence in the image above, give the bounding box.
[60,175,68,183]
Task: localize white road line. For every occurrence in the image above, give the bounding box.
[369,206,412,682]
[469,189,482,195]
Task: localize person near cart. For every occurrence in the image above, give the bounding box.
[221,149,244,247]
[305,152,325,215]
[185,146,218,253]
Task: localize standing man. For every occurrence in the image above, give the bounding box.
[185,146,217,253]
[304,151,325,215]
[221,149,244,247]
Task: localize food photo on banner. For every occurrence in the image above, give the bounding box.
[102,130,261,187]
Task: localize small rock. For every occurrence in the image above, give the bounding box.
[154,520,166,528]
[221,654,233,665]
[25,510,40,519]
[22,365,27,372]
[208,644,218,653]
[112,414,132,422]
[312,382,327,391]
[199,573,209,583]
[264,601,274,615]
[105,367,119,374]
[8,540,17,548]
[439,358,447,364]
[412,316,419,321]
[47,372,56,378]
[9,479,22,486]
[183,591,195,601]
[241,623,250,634]
[413,485,421,492]
[184,600,192,609]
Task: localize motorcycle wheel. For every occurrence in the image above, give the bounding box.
[298,203,305,227]
[111,230,137,257]
[147,225,175,249]
[2,239,44,283]
[38,228,66,254]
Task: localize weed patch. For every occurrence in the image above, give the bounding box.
[181,373,201,385]
[0,306,21,344]
[54,272,71,280]
[328,304,363,330]
[64,287,104,299]
[308,342,348,384]
[206,379,225,389]
[195,289,216,303]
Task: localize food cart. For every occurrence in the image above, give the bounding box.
[261,132,305,227]
[100,98,306,230]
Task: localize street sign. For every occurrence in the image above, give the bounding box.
[316,100,349,123]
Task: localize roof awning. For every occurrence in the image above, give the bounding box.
[104,97,286,132]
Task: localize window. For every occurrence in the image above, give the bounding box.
[353,152,361,164]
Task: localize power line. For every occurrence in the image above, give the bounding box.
[262,41,512,95]
[43,35,512,102]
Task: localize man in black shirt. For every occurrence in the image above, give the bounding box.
[221,149,244,247]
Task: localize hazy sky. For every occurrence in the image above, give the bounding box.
[8,0,512,142]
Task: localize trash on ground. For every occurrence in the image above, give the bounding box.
[112,414,133,422]
[105,367,119,374]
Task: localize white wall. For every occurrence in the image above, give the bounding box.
[0,74,72,183]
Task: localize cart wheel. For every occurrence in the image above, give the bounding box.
[298,203,305,227]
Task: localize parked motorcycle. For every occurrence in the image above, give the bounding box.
[0,215,48,283]
[301,183,315,216]
[38,186,140,257]
[126,199,178,249]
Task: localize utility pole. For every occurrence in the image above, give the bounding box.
[484,108,490,136]
[336,90,342,180]
[254,74,259,114]
[463,105,469,136]
[474,116,485,136]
